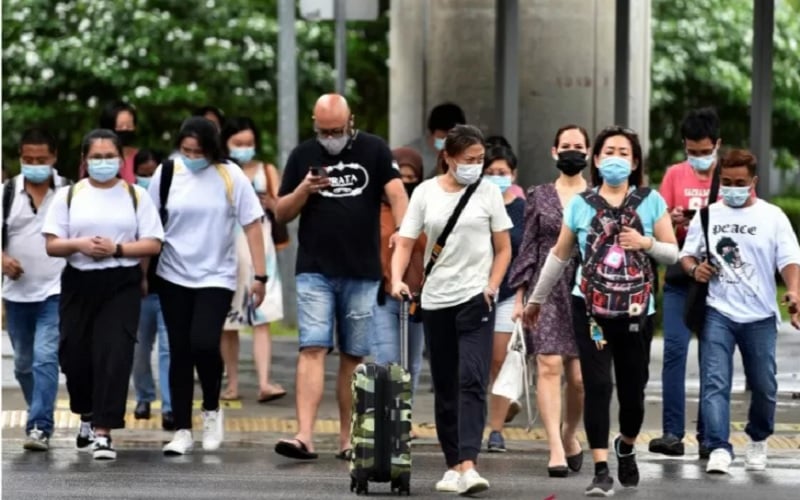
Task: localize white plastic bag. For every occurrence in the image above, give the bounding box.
[491,321,527,402]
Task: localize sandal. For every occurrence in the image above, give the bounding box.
[220,388,240,401]
[275,439,318,460]
[335,448,353,461]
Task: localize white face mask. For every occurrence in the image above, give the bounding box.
[452,163,482,185]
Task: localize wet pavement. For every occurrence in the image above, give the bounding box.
[2,326,800,498]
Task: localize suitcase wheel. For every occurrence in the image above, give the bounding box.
[352,478,368,496]
[391,476,411,496]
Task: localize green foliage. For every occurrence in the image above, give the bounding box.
[1,0,389,177]
[773,197,800,237]
[650,0,800,184]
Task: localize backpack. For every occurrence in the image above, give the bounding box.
[578,187,654,319]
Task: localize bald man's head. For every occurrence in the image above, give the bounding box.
[313,94,351,132]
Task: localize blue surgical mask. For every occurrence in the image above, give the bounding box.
[21,164,52,184]
[434,137,445,151]
[136,176,151,189]
[230,147,256,164]
[87,158,120,182]
[182,155,210,172]
[485,175,512,193]
[688,151,715,172]
[598,157,632,186]
[720,185,752,208]
[452,163,482,185]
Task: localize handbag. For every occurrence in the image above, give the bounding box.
[408,180,481,322]
[683,158,720,336]
[492,321,536,430]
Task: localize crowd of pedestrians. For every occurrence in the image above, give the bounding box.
[2,96,799,497]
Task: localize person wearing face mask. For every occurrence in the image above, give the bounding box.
[42,129,164,460]
[372,147,427,407]
[506,125,590,475]
[680,149,800,476]
[406,102,466,179]
[218,117,286,404]
[392,124,512,495]
[76,101,139,184]
[481,144,528,452]
[651,108,721,459]
[145,117,267,456]
[128,149,175,430]
[524,126,678,497]
[273,94,407,462]
[2,128,71,452]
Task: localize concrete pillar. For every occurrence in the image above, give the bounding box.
[388,0,426,147]
[628,0,652,179]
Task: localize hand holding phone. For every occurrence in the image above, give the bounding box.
[309,166,327,178]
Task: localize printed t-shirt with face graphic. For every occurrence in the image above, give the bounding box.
[680,199,800,326]
[278,132,400,279]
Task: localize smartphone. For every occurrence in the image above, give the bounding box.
[683,209,697,218]
[309,166,327,178]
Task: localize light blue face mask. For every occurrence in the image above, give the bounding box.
[230,147,256,164]
[598,157,632,186]
[87,158,120,182]
[688,151,715,172]
[485,175,512,193]
[182,155,210,172]
[136,176,151,189]
[21,164,52,184]
[434,137,445,151]
[720,185,752,208]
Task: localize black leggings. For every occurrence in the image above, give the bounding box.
[572,296,653,450]
[158,279,234,430]
[59,265,142,429]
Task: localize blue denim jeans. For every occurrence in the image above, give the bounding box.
[4,296,60,436]
[132,294,171,413]
[661,284,704,441]
[296,273,379,357]
[700,307,777,455]
[372,295,425,397]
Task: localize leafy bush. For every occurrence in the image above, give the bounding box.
[773,197,800,237]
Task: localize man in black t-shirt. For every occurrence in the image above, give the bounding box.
[273,93,407,460]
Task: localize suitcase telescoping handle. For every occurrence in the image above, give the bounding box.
[399,293,410,371]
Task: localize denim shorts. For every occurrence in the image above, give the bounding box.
[296,273,380,357]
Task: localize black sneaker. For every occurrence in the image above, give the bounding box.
[648,434,685,456]
[585,474,614,497]
[487,431,507,453]
[162,411,176,431]
[699,442,711,460]
[76,421,95,451]
[614,436,639,488]
[134,401,151,420]
[92,436,117,460]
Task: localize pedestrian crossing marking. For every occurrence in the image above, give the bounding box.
[54,399,243,411]
[3,410,800,449]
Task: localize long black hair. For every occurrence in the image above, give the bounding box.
[81,129,123,158]
[590,125,644,187]
[175,117,224,163]
[99,101,137,130]
[483,145,517,172]
[437,124,485,174]
[220,117,261,158]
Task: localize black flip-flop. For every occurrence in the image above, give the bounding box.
[275,439,318,460]
[335,448,353,461]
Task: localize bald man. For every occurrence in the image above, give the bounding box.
[274,94,408,460]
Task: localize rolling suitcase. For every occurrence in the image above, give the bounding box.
[349,297,413,496]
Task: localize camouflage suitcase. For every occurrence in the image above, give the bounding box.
[349,299,413,496]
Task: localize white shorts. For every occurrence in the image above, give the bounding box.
[494,297,516,333]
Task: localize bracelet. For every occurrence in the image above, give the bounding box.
[688,263,699,277]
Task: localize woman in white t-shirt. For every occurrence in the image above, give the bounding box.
[219,117,286,403]
[391,125,513,495]
[43,129,164,460]
[147,117,266,456]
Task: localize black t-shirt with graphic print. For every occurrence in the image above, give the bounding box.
[279,131,400,280]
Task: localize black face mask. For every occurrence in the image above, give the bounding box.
[404,181,420,198]
[556,150,587,176]
[115,130,137,147]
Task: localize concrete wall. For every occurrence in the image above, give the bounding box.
[389,0,651,188]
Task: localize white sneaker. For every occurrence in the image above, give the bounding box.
[458,468,490,495]
[202,408,224,451]
[435,470,461,493]
[706,448,732,474]
[745,440,768,471]
[163,430,194,455]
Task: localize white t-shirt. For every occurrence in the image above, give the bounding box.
[399,178,513,310]
[42,179,164,271]
[680,199,800,325]
[147,159,264,290]
[3,174,69,302]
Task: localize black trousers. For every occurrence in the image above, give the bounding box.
[422,293,494,467]
[59,264,142,429]
[572,296,654,450]
[157,278,234,430]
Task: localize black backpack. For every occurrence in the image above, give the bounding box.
[578,187,655,319]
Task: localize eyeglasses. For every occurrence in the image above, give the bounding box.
[314,126,348,138]
[600,125,638,137]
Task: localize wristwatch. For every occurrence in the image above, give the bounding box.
[113,244,123,258]
[688,263,699,277]
[254,275,268,284]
